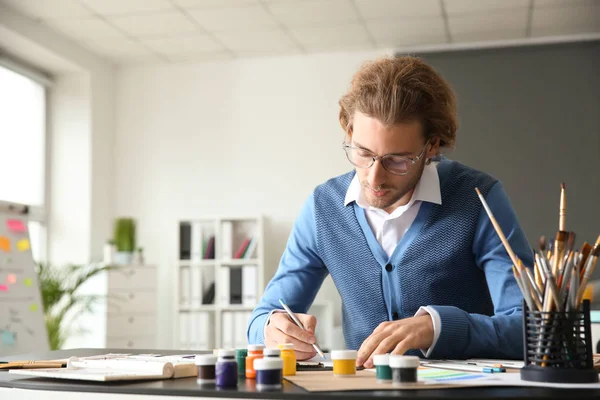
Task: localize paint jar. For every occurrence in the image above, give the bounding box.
[245,344,265,379]
[195,354,217,385]
[278,343,297,376]
[389,355,420,385]
[254,357,283,391]
[215,349,238,387]
[264,347,281,358]
[235,348,247,376]
[373,354,392,383]
[331,350,357,377]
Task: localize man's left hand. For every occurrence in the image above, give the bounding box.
[356,314,434,368]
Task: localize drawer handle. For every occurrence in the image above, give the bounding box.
[128,317,135,323]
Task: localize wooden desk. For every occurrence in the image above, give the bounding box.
[1,348,600,399]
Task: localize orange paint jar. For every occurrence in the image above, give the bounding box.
[245,344,265,379]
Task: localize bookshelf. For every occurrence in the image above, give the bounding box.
[174,215,264,350]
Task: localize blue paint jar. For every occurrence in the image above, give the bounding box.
[254,357,283,391]
[215,349,238,388]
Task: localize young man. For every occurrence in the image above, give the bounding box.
[247,55,533,367]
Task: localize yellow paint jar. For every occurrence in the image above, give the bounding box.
[278,343,297,376]
[331,350,357,377]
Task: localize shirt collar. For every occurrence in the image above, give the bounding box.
[344,162,442,209]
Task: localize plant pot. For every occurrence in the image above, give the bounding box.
[113,251,133,265]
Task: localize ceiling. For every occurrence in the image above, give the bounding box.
[1,0,599,65]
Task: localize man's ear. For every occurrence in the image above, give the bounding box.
[427,136,440,159]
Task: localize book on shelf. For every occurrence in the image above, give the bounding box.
[233,237,251,259]
[190,265,202,307]
[243,237,258,259]
[242,265,257,305]
[9,355,197,382]
[219,266,230,305]
[221,221,233,259]
[191,222,203,261]
[179,223,191,260]
[180,267,191,307]
[202,281,215,305]
[203,236,215,259]
[229,267,242,304]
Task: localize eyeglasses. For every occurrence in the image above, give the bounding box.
[342,140,430,176]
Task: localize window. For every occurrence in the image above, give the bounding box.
[0,64,48,262]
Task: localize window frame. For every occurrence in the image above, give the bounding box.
[0,55,53,263]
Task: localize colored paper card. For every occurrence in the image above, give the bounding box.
[24,278,32,287]
[0,236,9,252]
[29,303,38,312]
[17,239,30,252]
[1,330,16,346]
[0,284,8,292]
[6,274,16,284]
[7,219,26,233]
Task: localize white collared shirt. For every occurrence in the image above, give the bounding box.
[344,162,443,357]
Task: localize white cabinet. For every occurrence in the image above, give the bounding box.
[106,264,157,349]
[175,216,264,350]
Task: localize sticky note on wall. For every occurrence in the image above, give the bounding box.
[0,236,9,252]
[17,239,30,252]
[6,219,26,233]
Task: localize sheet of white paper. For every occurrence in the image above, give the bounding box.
[303,352,333,367]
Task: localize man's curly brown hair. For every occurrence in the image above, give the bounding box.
[339,55,458,149]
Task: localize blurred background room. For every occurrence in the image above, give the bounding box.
[0,0,598,356]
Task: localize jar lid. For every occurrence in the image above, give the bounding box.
[373,354,389,366]
[331,350,357,360]
[248,344,265,351]
[254,358,283,370]
[388,355,420,369]
[217,349,236,358]
[195,354,217,366]
[236,348,248,357]
[264,348,281,357]
[278,343,294,350]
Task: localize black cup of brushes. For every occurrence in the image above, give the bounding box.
[521,299,598,383]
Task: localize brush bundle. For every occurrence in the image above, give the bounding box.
[475,184,600,383]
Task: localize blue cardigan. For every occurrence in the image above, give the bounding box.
[248,159,533,359]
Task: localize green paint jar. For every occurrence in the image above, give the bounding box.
[373,354,392,382]
[236,348,248,376]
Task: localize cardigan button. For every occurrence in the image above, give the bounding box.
[392,312,399,320]
[385,264,393,272]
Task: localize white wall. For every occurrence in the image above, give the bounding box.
[115,49,392,347]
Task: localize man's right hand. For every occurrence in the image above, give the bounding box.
[264,312,318,360]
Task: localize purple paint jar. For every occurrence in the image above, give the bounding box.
[215,349,238,388]
[254,357,283,391]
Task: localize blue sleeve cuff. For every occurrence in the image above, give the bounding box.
[426,306,470,359]
[247,312,269,345]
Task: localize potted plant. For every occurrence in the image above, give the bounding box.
[35,262,112,350]
[113,217,136,265]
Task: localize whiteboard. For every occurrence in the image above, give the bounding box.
[0,204,48,356]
